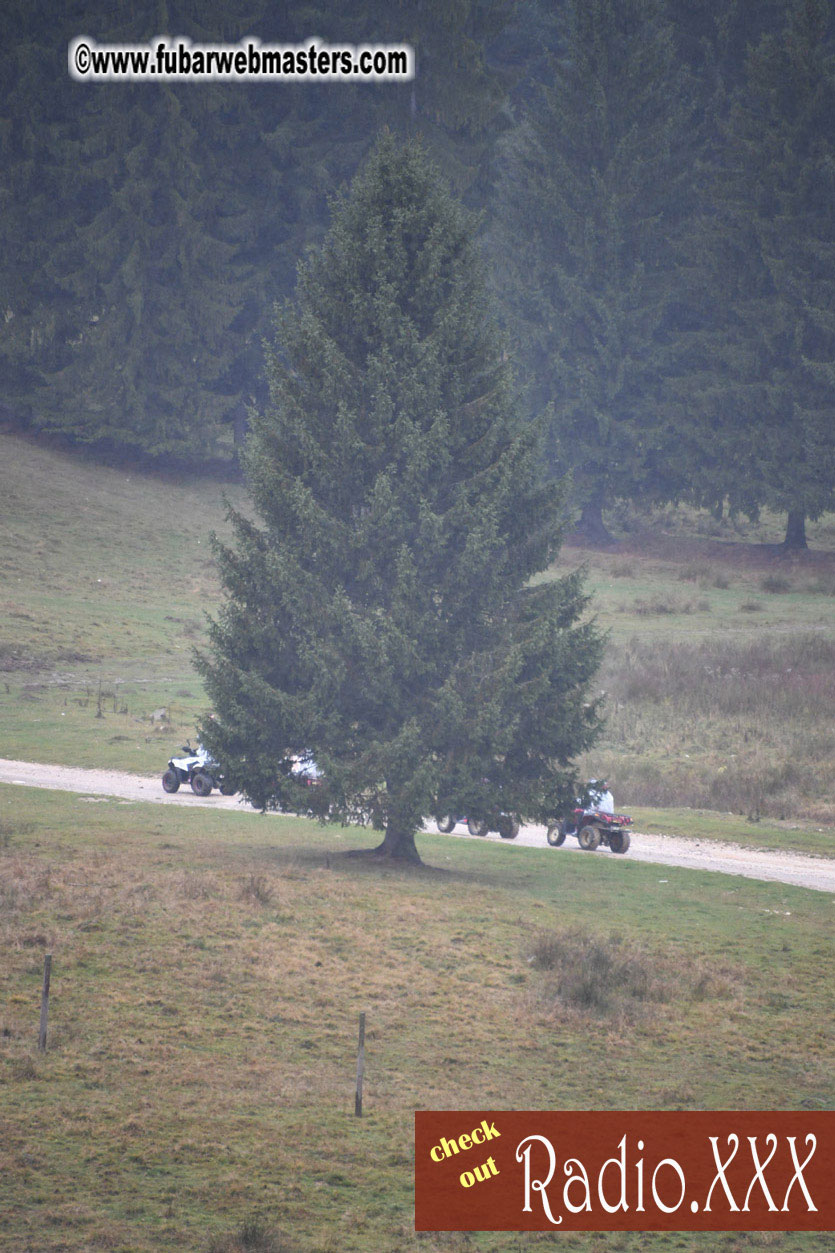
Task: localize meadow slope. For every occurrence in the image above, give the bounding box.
[1,788,834,1252]
[2,434,834,1251]
[2,431,834,839]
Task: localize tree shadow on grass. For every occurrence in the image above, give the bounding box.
[217,833,523,890]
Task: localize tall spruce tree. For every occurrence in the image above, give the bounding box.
[197,135,602,863]
[494,0,696,542]
[689,0,835,547]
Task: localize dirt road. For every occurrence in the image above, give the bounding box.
[2,757,834,894]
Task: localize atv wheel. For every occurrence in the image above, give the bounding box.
[162,769,180,794]
[578,824,601,851]
[609,830,630,855]
[436,815,456,834]
[191,771,213,797]
[546,822,566,847]
[219,781,237,796]
[497,813,520,839]
[467,817,489,837]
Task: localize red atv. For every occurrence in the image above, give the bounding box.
[546,807,632,854]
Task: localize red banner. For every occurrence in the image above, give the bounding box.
[415,1111,835,1232]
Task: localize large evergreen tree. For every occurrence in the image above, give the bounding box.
[197,135,602,863]
[494,0,697,542]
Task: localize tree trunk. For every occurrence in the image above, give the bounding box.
[782,508,808,550]
[347,788,423,863]
[370,822,422,863]
[576,499,616,546]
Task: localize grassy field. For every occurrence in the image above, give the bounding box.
[556,510,835,833]
[3,430,833,841]
[0,433,238,773]
[1,786,834,1253]
[2,434,834,1250]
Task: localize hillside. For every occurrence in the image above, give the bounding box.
[2,434,834,1252]
[1,431,834,832]
[1,787,834,1252]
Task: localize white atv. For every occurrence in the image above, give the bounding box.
[162,743,235,797]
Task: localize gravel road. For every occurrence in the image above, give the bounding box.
[2,757,834,894]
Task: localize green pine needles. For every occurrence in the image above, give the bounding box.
[495,0,696,543]
[196,134,602,862]
[693,0,835,547]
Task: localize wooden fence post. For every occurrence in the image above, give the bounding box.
[354,1011,366,1117]
[38,954,52,1052]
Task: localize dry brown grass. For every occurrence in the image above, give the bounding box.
[591,633,835,822]
[206,1217,293,1253]
[527,926,738,1024]
[1,789,834,1251]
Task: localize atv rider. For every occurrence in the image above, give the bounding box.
[560,779,614,836]
[584,779,614,816]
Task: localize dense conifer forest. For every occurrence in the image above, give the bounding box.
[2,0,833,544]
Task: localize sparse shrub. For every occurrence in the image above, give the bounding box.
[239,874,274,906]
[695,513,729,538]
[626,593,712,616]
[11,1057,39,1081]
[631,596,698,616]
[631,596,672,616]
[0,820,35,845]
[739,600,763,612]
[530,928,669,1017]
[805,577,835,596]
[632,597,674,615]
[0,882,19,909]
[528,927,734,1021]
[180,873,215,900]
[207,1217,290,1253]
[678,561,714,585]
[712,571,730,589]
[760,573,792,594]
[54,647,100,665]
